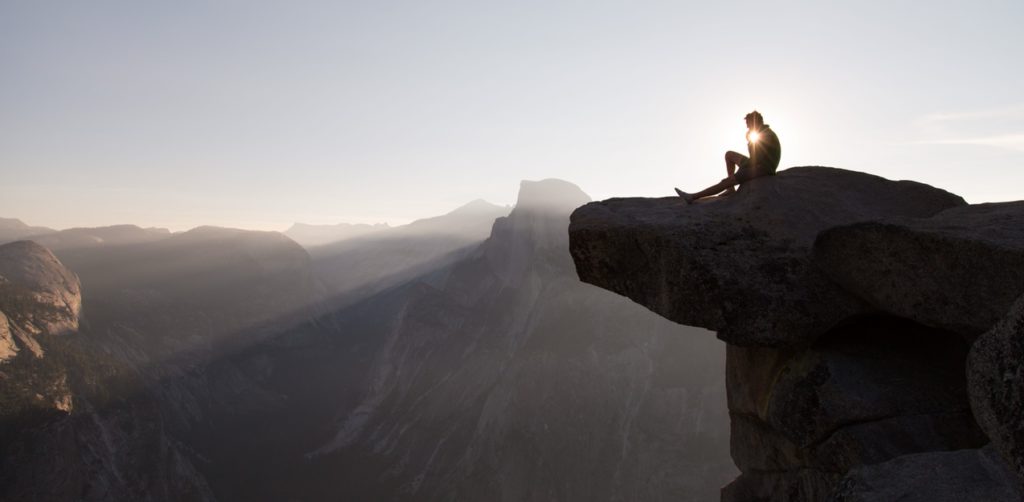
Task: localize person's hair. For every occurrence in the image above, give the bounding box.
[744,110,764,126]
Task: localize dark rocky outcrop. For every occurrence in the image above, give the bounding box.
[829,445,1022,502]
[569,166,1024,500]
[969,293,1024,482]
[569,167,965,347]
[815,201,1024,339]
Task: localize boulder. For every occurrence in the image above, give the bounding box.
[829,445,1023,501]
[815,201,1024,339]
[762,318,979,454]
[727,317,986,477]
[722,468,840,502]
[569,167,965,347]
[968,293,1024,481]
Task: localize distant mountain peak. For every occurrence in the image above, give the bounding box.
[0,217,57,245]
[287,222,390,232]
[182,225,250,236]
[404,199,510,234]
[0,217,30,229]
[514,179,591,213]
[285,221,391,248]
[448,199,505,215]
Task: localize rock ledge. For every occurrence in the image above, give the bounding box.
[569,167,1024,500]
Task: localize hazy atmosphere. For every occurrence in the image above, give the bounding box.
[4,2,1024,501]
[4,1,1023,230]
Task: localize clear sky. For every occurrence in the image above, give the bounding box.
[3,1,1023,231]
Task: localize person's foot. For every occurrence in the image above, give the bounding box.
[674,188,694,204]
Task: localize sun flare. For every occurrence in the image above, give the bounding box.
[747,131,760,144]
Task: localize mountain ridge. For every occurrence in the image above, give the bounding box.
[1,178,732,501]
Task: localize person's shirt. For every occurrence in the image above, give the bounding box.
[748,125,781,173]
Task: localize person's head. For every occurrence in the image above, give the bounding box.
[744,110,764,130]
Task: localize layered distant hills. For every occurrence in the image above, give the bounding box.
[284,221,390,248]
[304,198,511,306]
[0,183,732,501]
[0,220,169,249]
[0,217,55,243]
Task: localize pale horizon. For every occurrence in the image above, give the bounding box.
[4,195,516,233]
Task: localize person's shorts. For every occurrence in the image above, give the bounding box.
[735,157,774,183]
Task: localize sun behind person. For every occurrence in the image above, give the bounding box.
[675,110,781,204]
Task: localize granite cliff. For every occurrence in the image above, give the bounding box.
[0,240,82,418]
[569,166,1024,501]
[0,241,82,360]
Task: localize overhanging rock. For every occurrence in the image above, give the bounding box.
[568,166,965,347]
[568,166,1024,500]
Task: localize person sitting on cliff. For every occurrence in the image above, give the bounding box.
[674,110,781,204]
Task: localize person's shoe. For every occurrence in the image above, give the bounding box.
[674,188,694,204]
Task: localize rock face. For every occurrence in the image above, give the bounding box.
[829,445,1022,502]
[0,240,82,359]
[969,293,1024,482]
[569,167,965,347]
[815,201,1024,339]
[569,166,1024,500]
[0,241,83,472]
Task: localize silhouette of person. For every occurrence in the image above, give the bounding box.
[675,110,781,204]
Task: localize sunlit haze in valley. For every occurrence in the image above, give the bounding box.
[3,1,1023,231]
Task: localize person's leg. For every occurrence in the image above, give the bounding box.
[675,175,737,204]
[690,176,737,200]
[723,151,747,195]
[725,151,746,176]
[674,151,748,203]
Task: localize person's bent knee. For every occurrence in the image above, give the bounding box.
[725,151,744,163]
